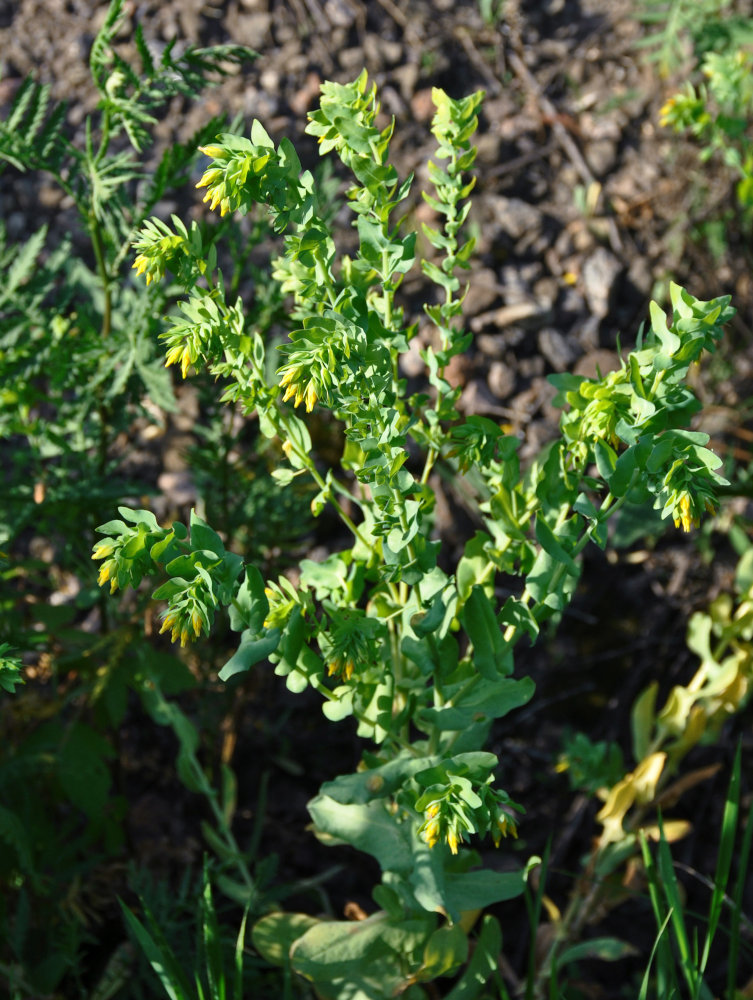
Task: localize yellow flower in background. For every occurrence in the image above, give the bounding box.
[659,97,676,127]
[597,752,666,844]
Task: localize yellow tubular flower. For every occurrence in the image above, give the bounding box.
[305,382,318,412]
[494,812,518,847]
[132,255,149,279]
[447,829,459,855]
[659,97,675,127]
[191,610,203,638]
[159,612,178,637]
[423,818,439,849]
[165,344,184,368]
[674,494,698,532]
[92,540,115,561]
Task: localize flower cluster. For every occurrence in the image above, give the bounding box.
[649,439,724,532]
[92,509,169,594]
[319,610,386,683]
[417,792,473,854]
[555,366,632,467]
[196,141,255,217]
[279,365,319,413]
[157,580,214,647]
[132,216,194,286]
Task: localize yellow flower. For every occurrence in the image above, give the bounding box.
[132,254,150,282]
[159,611,182,645]
[493,811,518,847]
[165,344,193,379]
[327,656,354,680]
[673,493,699,532]
[92,540,115,561]
[198,144,225,159]
[96,559,119,593]
[191,609,203,638]
[424,818,439,848]
[659,97,676,127]
[304,382,318,412]
[447,829,459,855]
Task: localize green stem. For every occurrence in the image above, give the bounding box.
[90,215,112,340]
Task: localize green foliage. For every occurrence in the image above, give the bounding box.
[638,744,753,999]
[634,0,753,78]
[121,865,251,1000]
[661,47,753,222]
[0,644,24,693]
[0,0,256,551]
[0,1,262,992]
[556,731,625,796]
[94,70,736,997]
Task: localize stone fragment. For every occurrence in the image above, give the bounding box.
[488,360,515,399]
[538,328,580,372]
[582,247,623,318]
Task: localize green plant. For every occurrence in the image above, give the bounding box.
[634,0,753,79]
[121,864,252,1000]
[660,47,753,222]
[0,1,263,991]
[93,71,734,997]
[522,539,753,997]
[639,744,753,999]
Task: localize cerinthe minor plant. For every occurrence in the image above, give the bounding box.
[94,71,734,996]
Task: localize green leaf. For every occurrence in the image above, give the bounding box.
[534,513,578,576]
[418,676,534,730]
[456,533,492,603]
[444,869,525,912]
[631,682,657,762]
[119,900,193,1000]
[228,566,268,632]
[251,912,319,967]
[444,915,501,1000]
[462,586,510,679]
[411,593,446,638]
[290,914,390,980]
[498,596,539,642]
[307,795,412,873]
[419,924,468,980]
[558,936,637,967]
[189,510,226,557]
[289,913,432,999]
[219,628,280,681]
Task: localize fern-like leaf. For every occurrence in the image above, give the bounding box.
[0,78,72,176]
[0,225,48,308]
[89,0,126,91]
